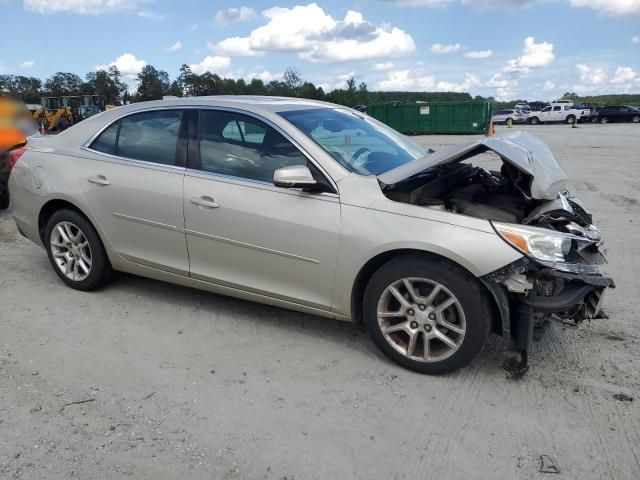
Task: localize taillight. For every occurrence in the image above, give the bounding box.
[7,147,26,170]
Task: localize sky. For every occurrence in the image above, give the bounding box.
[0,0,639,101]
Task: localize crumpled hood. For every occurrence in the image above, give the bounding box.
[378,130,568,200]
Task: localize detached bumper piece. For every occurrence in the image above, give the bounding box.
[481,261,615,376]
[522,269,615,320]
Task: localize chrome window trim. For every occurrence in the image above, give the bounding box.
[184,167,339,199]
[79,147,187,173]
[82,104,339,195]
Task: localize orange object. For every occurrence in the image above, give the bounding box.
[0,127,27,151]
[486,119,495,137]
[501,231,529,253]
[40,122,46,135]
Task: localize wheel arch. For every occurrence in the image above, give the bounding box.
[349,248,501,334]
[38,198,97,245]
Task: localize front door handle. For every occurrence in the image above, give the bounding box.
[190,196,219,209]
[88,175,110,186]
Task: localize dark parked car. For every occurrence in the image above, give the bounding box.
[596,105,640,124]
[586,106,604,123]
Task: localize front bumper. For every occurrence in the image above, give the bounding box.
[481,258,615,373]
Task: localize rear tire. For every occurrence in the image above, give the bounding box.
[566,115,576,124]
[600,117,609,124]
[44,209,113,291]
[363,256,491,374]
[633,115,640,123]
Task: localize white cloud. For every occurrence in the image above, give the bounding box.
[95,53,146,79]
[504,36,554,74]
[24,0,142,14]
[214,37,263,57]
[486,73,518,101]
[20,60,34,69]
[543,80,555,91]
[576,63,608,86]
[189,56,231,75]
[376,69,436,90]
[215,6,256,24]
[138,10,166,21]
[568,0,640,16]
[245,69,282,82]
[373,62,394,71]
[165,41,182,52]
[610,66,637,85]
[213,4,415,63]
[429,43,461,54]
[460,0,539,7]
[382,0,640,15]
[572,64,640,93]
[377,0,454,5]
[463,49,493,59]
[632,35,640,44]
[436,73,481,92]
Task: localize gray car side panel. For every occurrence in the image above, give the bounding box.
[331,175,523,316]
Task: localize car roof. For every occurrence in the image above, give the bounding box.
[31,96,351,151]
[116,96,340,116]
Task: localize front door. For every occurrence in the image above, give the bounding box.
[183,109,341,311]
[75,109,189,275]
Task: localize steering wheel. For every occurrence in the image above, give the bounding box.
[351,147,371,162]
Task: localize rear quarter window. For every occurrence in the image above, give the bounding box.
[90,110,183,165]
[90,120,119,155]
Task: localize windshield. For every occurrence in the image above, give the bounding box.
[279,108,427,175]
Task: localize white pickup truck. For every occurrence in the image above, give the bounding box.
[527,104,590,125]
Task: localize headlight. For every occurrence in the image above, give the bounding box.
[492,222,572,263]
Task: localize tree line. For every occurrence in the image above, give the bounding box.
[2,65,638,108]
[0,64,476,107]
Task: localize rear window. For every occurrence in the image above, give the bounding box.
[90,110,183,165]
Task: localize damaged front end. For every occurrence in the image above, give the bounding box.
[378,131,615,372]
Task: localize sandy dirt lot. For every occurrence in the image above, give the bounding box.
[1,123,639,479]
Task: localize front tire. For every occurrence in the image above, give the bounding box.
[633,115,640,123]
[363,256,491,374]
[45,209,113,291]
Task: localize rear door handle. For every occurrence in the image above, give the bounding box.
[88,175,110,186]
[190,196,219,209]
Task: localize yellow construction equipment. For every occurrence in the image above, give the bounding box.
[31,95,107,131]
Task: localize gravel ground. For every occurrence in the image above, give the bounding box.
[1,123,639,480]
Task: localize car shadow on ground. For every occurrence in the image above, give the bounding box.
[95,270,512,376]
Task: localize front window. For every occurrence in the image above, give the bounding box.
[198,110,308,182]
[279,108,426,175]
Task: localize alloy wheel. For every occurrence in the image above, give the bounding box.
[50,221,92,282]
[376,277,466,363]
[633,115,640,123]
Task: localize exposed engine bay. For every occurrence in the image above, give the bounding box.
[377,131,615,372]
[382,160,599,240]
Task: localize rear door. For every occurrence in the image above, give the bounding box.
[76,108,189,275]
[183,109,341,311]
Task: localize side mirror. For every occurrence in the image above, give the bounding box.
[273,165,317,189]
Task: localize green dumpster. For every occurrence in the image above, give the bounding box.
[367,101,492,135]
